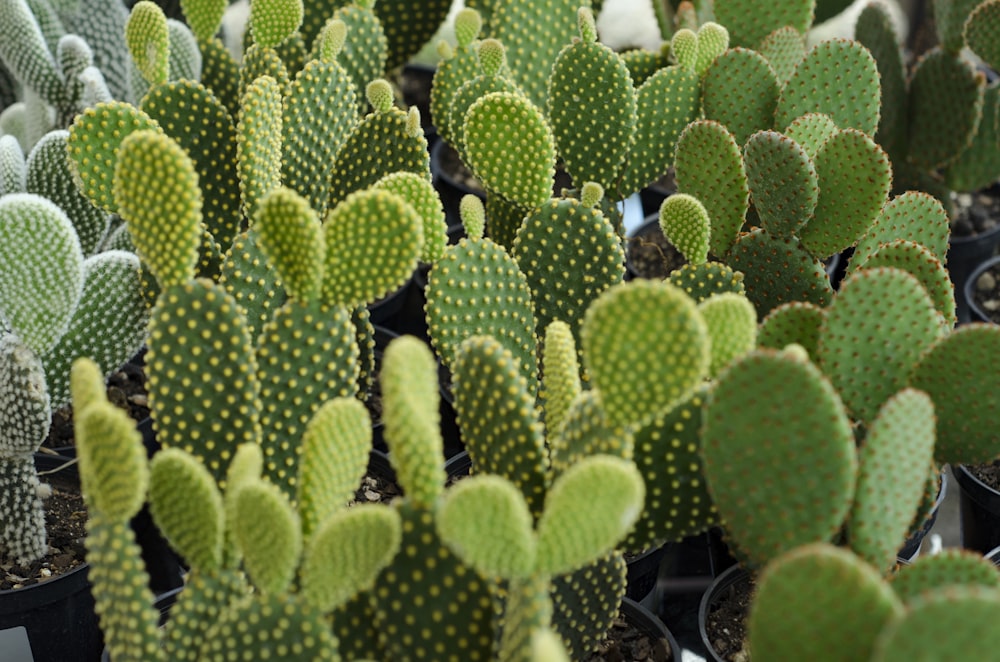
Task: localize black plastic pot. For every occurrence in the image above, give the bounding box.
[614,597,681,660]
[986,544,1000,565]
[0,455,102,662]
[624,544,666,602]
[430,139,485,229]
[366,448,472,493]
[368,277,417,331]
[954,463,1000,554]
[948,221,1000,324]
[963,254,1000,324]
[698,564,751,662]
[897,469,948,562]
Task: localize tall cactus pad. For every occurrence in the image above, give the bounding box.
[848,389,937,573]
[512,196,625,341]
[551,552,627,660]
[857,241,955,327]
[855,3,908,161]
[447,41,522,161]
[946,82,1000,192]
[254,186,323,303]
[146,281,261,485]
[851,192,951,272]
[750,544,903,662]
[424,237,538,392]
[674,120,748,258]
[757,26,806,86]
[713,0,813,48]
[743,130,818,240]
[331,4,388,114]
[757,301,825,360]
[548,11,636,191]
[802,129,893,258]
[657,193,711,265]
[114,129,203,290]
[625,386,716,550]
[0,0,70,112]
[237,75,283,221]
[966,0,1000,70]
[162,569,248,661]
[698,292,757,378]
[0,453,46,564]
[701,48,780,146]
[372,171,448,264]
[0,194,83,355]
[776,39,881,136]
[907,48,985,171]
[452,335,549,518]
[230,481,301,594]
[0,335,50,455]
[890,549,1000,604]
[551,391,633,479]
[127,1,170,86]
[910,324,1000,465]
[429,17,482,146]
[582,280,710,428]
[702,350,856,567]
[666,262,746,304]
[249,0,304,49]
[67,101,162,214]
[817,267,943,425]
[321,188,422,309]
[541,320,581,443]
[463,92,556,209]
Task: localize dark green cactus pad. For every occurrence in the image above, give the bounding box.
[237,74,284,221]
[424,236,538,392]
[550,390,633,479]
[67,101,162,214]
[582,280,710,428]
[757,301,825,359]
[855,2,908,163]
[713,0,813,48]
[619,45,672,87]
[907,48,985,171]
[743,130,818,239]
[873,586,1000,661]
[372,501,496,660]
[701,48,780,147]
[299,0,337,47]
[775,39,881,136]
[219,229,288,342]
[452,335,548,517]
[146,280,261,485]
[783,112,839,159]
[674,120,748,258]
[624,385,716,551]
[374,0,453,71]
[512,196,625,343]
[757,26,806,85]
[946,82,1000,192]
[726,229,833,319]
[463,91,556,209]
[163,569,249,661]
[618,65,701,196]
[429,21,482,146]
[0,453,46,563]
[666,262,746,304]
[850,191,951,273]
[486,190,533,251]
[330,593,383,660]
[332,3,388,114]
[547,19,636,191]
[25,130,108,255]
[321,188,422,309]
[855,240,955,327]
[817,267,943,426]
[198,37,241,119]
[255,300,359,496]
[801,128,892,259]
[702,349,856,567]
[141,80,242,249]
[0,0,70,112]
[551,551,627,660]
[496,576,553,661]
[749,543,903,662]
[282,58,358,217]
[910,324,1000,465]
[966,0,1000,70]
[240,44,291,102]
[848,389,937,573]
[933,0,983,53]
[891,548,1000,605]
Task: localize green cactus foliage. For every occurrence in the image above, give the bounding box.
[372,171,449,264]
[714,0,813,48]
[757,301,825,360]
[0,135,25,195]
[0,193,83,355]
[550,391,633,479]
[855,2,908,162]
[330,2,388,114]
[697,292,757,378]
[891,549,1000,604]
[619,45,672,87]
[851,191,951,273]
[0,0,70,113]
[582,280,710,428]
[657,193,711,265]
[673,120,748,257]
[231,480,301,594]
[240,43,290,99]
[486,192,534,251]
[743,130,818,240]
[540,320,581,442]
[856,240,955,326]
[162,569,248,661]
[180,0,227,43]
[775,39,881,136]
[237,74,283,220]
[195,36,240,117]
[429,10,483,146]
[701,48,780,146]
[127,1,170,86]
[817,267,943,425]
[702,349,856,567]
[910,324,1000,465]
[783,112,839,159]
[254,186,323,302]
[497,575,555,661]
[946,82,1000,192]
[756,26,806,85]
[749,544,904,662]
[249,0,303,50]
[933,0,983,53]
[551,551,627,659]
[966,0,1000,70]
[219,229,287,342]
[666,261,746,303]
[670,29,697,71]
[0,450,47,564]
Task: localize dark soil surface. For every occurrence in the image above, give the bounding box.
[968,461,1000,491]
[703,571,755,662]
[584,606,673,661]
[626,221,688,280]
[950,189,1000,239]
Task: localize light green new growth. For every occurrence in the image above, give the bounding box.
[237,75,283,220]
[695,23,730,76]
[541,320,581,442]
[697,293,757,378]
[250,0,304,49]
[671,29,698,71]
[658,193,711,265]
[180,0,228,43]
[127,1,170,86]
[231,479,302,594]
[460,194,486,240]
[254,186,323,302]
[371,171,448,263]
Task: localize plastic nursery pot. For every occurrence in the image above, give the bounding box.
[698,564,752,662]
[592,597,681,662]
[897,469,948,562]
[954,463,1000,555]
[368,276,417,331]
[986,544,1000,566]
[948,219,1000,324]
[0,456,102,662]
[963,254,1000,324]
[624,545,667,602]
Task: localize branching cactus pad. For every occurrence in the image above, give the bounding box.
[743,130,818,240]
[371,171,449,264]
[701,48,780,146]
[551,551,627,660]
[330,0,388,114]
[666,262,746,304]
[127,1,170,87]
[551,391,633,481]
[540,320,581,442]
[757,301,825,359]
[851,191,951,273]
[657,193,711,265]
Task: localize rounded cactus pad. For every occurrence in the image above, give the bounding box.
[801,128,892,259]
[582,280,710,428]
[702,349,856,567]
[0,135,25,196]
[697,292,758,378]
[674,120,748,258]
[873,585,1000,661]
[854,2,908,159]
[231,479,301,595]
[0,193,83,355]
[447,50,522,161]
[857,240,956,327]
[817,267,943,425]
[726,229,833,319]
[758,301,826,359]
[891,548,1000,605]
[671,29,698,71]
[372,171,448,264]
[783,112,839,158]
[249,0,303,49]
[624,385,717,550]
[463,91,556,209]
[551,552,627,659]
[658,193,711,265]
[757,25,807,85]
[321,188,422,309]
[775,39,882,136]
[237,74,284,221]
[743,130,818,240]
[666,262,746,304]
[67,101,162,214]
[331,3,388,113]
[749,543,903,662]
[180,0,227,43]
[126,1,170,87]
[714,0,813,48]
[701,48,781,146]
[254,186,324,303]
[114,129,203,290]
[694,22,730,76]
[851,191,951,272]
[428,25,482,146]
[848,389,937,573]
[910,324,1000,465]
[966,0,1000,71]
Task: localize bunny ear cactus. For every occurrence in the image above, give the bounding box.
[236,74,283,220]
[430,7,484,147]
[126,0,170,87]
[850,191,951,275]
[965,0,1000,71]
[757,301,826,359]
[658,192,712,265]
[713,0,813,49]
[326,0,388,115]
[701,47,781,146]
